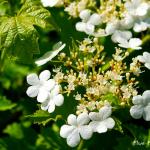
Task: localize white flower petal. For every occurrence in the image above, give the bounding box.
[111,30,132,43]
[41,0,59,7]
[27,73,39,85]
[79,9,91,22]
[120,14,134,29]
[43,79,56,91]
[75,22,86,32]
[118,41,130,48]
[39,70,50,81]
[99,105,112,120]
[143,104,150,121]
[143,90,150,105]
[143,52,150,63]
[77,113,90,125]
[105,22,118,35]
[137,55,146,63]
[35,43,65,66]
[130,105,144,119]
[145,63,150,70]
[37,88,49,102]
[85,23,95,35]
[53,41,66,51]
[79,125,93,140]
[89,112,101,121]
[26,86,39,97]
[48,100,55,113]
[41,100,49,111]
[50,84,60,97]
[88,13,101,25]
[35,57,50,66]
[53,94,64,106]
[89,121,99,132]
[67,114,77,126]
[129,38,142,50]
[136,3,149,16]
[103,118,115,129]
[133,22,148,32]
[67,129,80,147]
[96,122,107,133]
[132,95,143,105]
[60,125,75,138]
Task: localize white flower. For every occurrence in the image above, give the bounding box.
[111,30,132,43]
[130,90,150,121]
[35,42,66,66]
[41,84,64,113]
[125,0,149,17]
[41,0,62,7]
[60,113,93,147]
[26,70,55,102]
[137,52,150,69]
[133,20,150,32]
[118,38,142,50]
[110,30,142,49]
[89,105,115,133]
[76,9,101,35]
[105,21,120,35]
[120,14,135,29]
[79,9,91,22]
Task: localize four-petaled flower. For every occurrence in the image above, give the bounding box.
[41,84,64,113]
[76,9,101,35]
[137,52,150,69]
[89,105,115,133]
[130,90,150,121]
[60,113,93,147]
[26,70,55,102]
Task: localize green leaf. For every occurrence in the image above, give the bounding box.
[0,0,54,63]
[18,0,53,28]
[26,109,62,126]
[3,123,24,139]
[0,97,16,111]
[0,139,7,150]
[26,93,78,125]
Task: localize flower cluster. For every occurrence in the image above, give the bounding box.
[130,90,150,121]
[66,0,149,49]
[76,9,101,36]
[26,70,64,113]
[24,0,150,148]
[60,105,115,147]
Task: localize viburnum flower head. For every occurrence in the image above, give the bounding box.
[89,105,115,133]
[130,90,150,121]
[137,52,150,69]
[60,113,93,147]
[41,84,64,113]
[26,70,55,102]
